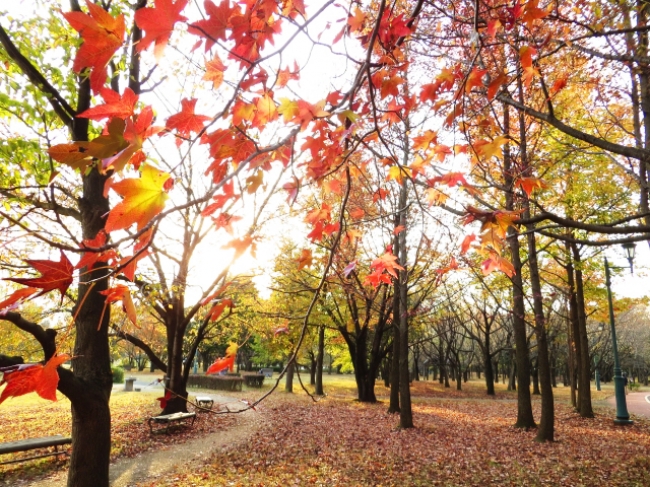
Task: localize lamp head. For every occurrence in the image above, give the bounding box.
[622,242,636,273]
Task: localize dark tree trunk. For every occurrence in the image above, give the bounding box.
[571,242,594,418]
[162,324,188,414]
[397,179,412,428]
[504,104,535,429]
[285,360,295,393]
[315,325,325,395]
[532,360,540,395]
[484,352,495,395]
[309,353,317,386]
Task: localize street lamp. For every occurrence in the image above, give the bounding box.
[604,242,636,425]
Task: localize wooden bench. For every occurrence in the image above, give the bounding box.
[148,412,197,434]
[195,395,214,411]
[0,435,71,465]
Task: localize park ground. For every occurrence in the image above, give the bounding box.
[1,374,649,487]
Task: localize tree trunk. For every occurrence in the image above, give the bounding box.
[503,105,535,429]
[315,325,325,395]
[285,360,295,393]
[62,77,113,485]
[163,324,188,414]
[532,360,540,395]
[309,353,317,386]
[397,179,412,428]
[571,242,594,418]
[484,352,495,395]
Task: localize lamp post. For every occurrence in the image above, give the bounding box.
[604,242,636,425]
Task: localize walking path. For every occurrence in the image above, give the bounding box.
[605,391,650,418]
[23,391,263,487]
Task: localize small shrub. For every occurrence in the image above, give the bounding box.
[629,382,641,391]
[112,366,125,384]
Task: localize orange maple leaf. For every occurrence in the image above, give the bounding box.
[78,87,139,121]
[203,54,226,89]
[460,234,477,254]
[363,269,393,288]
[206,354,235,375]
[166,98,210,139]
[370,252,404,278]
[63,1,125,91]
[188,0,238,51]
[4,251,74,302]
[223,235,255,259]
[0,288,38,315]
[105,164,173,232]
[0,354,71,405]
[296,249,313,270]
[207,298,234,322]
[482,253,515,277]
[516,176,547,197]
[135,0,188,59]
[100,285,137,326]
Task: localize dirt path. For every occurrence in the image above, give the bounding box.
[24,398,264,487]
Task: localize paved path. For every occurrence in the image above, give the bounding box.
[605,392,650,418]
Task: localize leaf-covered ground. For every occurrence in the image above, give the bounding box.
[0,390,235,485]
[138,380,650,487]
[1,377,648,486]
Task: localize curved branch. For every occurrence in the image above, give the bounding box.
[0,311,57,361]
[110,326,167,373]
[0,25,75,127]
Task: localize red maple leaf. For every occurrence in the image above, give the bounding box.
[135,0,189,59]
[63,1,125,91]
[100,285,137,326]
[4,251,74,302]
[0,288,38,315]
[203,54,226,89]
[0,354,71,405]
[77,87,139,121]
[363,269,392,288]
[75,230,118,270]
[156,391,172,409]
[370,252,404,278]
[189,0,239,51]
[166,98,211,140]
[206,355,235,375]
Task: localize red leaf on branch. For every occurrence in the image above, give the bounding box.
[166,98,211,140]
[135,0,189,59]
[63,1,125,91]
[0,354,71,405]
[203,54,226,90]
[4,251,74,302]
[100,285,137,325]
[0,288,38,315]
[370,252,404,278]
[189,0,239,51]
[78,87,139,121]
[460,234,477,254]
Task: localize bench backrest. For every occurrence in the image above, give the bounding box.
[0,435,71,455]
